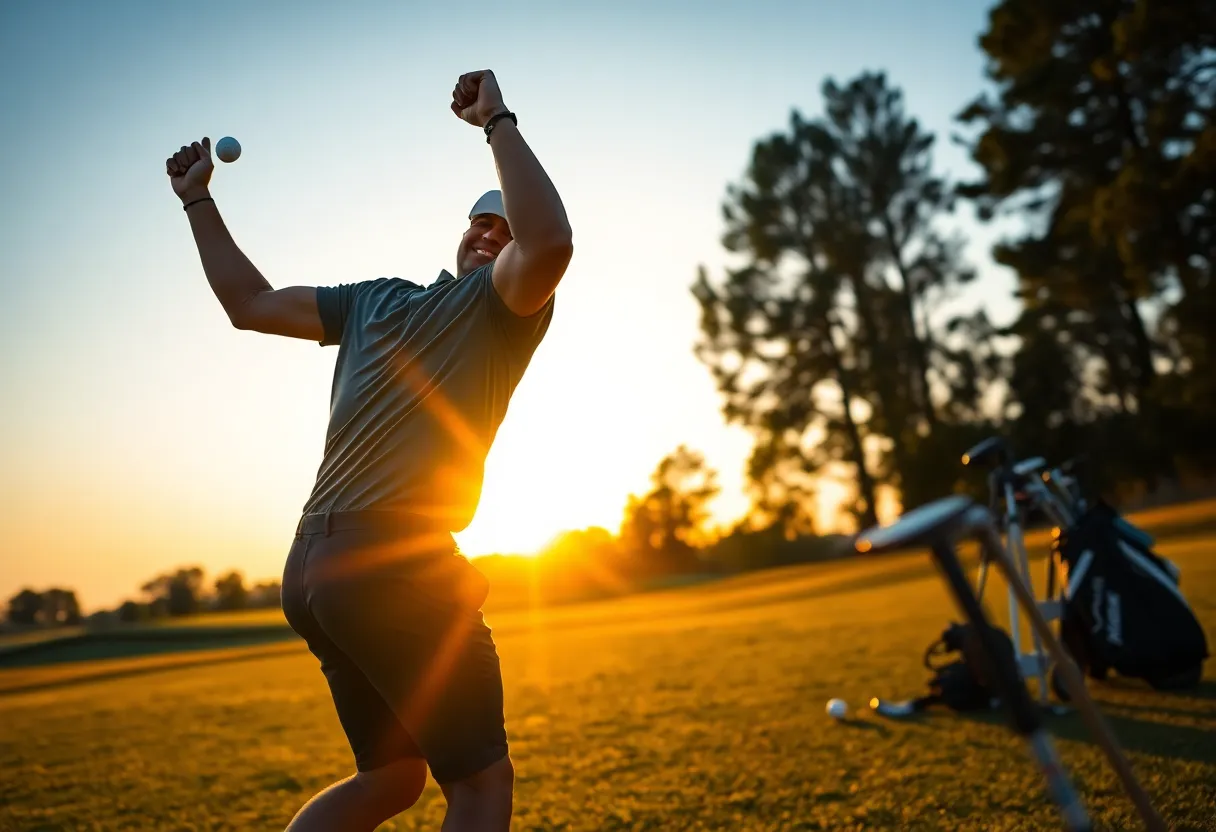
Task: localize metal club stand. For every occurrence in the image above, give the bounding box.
[964,441,1070,706]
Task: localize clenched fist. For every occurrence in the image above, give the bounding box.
[450,70,509,128]
[166,138,213,202]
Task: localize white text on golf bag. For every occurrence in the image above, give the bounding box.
[1089,577,1124,647]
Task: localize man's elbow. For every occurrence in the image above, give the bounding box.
[226,288,271,332]
[538,227,573,266]
[550,236,574,267]
[227,302,258,331]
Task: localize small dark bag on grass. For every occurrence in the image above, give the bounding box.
[918,621,1017,712]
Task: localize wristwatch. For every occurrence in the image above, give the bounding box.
[485,111,517,143]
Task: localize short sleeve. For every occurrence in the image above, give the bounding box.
[479,263,555,353]
[316,282,366,346]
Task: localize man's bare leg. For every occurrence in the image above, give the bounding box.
[438,756,514,832]
[285,757,427,832]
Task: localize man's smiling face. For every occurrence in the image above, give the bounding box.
[456,213,512,277]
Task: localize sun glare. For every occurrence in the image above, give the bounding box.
[452,395,638,559]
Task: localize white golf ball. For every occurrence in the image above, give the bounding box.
[215,136,241,163]
[826,698,848,719]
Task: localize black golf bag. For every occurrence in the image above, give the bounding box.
[917,621,1018,712]
[1052,500,1209,690]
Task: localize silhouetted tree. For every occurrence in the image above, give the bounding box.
[821,72,984,508]
[5,588,80,627]
[538,527,621,568]
[956,0,1216,483]
[141,567,206,617]
[823,72,978,432]
[739,448,819,540]
[38,589,81,626]
[533,527,631,595]
[694,71,988,527]
[117,600,147,623]
[213,571,248,611]
[619,446,720,575]
[248,581,282,609]
[7,589,43,626]
[692,114,882,530]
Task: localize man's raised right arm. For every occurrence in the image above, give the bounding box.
[168,137,323,342]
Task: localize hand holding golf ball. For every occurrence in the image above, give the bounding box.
[165,137,215,200]
[165,135,240,203]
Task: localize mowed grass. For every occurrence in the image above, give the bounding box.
[2,535,1214,831]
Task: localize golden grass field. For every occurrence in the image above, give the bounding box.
[2,521,1214,830]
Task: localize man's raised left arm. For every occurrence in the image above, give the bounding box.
[452,70,573,317]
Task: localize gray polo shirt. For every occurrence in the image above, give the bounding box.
[301,263,553,532]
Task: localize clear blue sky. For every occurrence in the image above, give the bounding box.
[0,0,1017,612]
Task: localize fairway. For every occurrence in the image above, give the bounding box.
[2,536,1214,831]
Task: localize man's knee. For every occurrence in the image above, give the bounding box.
[355,757,428,815]
[442,755,514,801]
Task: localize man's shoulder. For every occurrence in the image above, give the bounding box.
[378,270,477,299]
[416,266,490,306]
[342,276,425,309]
[362,276,427,295]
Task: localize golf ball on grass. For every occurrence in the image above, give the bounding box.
[215,136,241,163]
[826,698,848,719]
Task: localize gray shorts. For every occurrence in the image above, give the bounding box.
[280,511,506,784]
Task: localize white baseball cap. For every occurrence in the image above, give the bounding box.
[469,189,506,221]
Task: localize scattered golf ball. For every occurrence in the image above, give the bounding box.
[826,698,848,719]
[215,136,241,163]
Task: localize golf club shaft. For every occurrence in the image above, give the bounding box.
[928,539,1092,832]
[976,523,1169,832]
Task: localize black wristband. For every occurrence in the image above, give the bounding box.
[484,111,517,143]
[182,196,214,211]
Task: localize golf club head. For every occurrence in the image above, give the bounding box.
[961,436,1013,470]
[855,495,977,554]
[1035,466,1084,524]
[869,697,921,718]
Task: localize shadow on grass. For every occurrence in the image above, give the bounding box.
[0,641,305,698]
[838,718,892,737]
[948,699,1216,765]
[1084,679,1216,720]
[1051,711,1216,765]
[1158,678,1216,701]
[0,624,298,669]
[0,624,305,698]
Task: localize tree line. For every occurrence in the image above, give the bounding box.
[6,444,845,626]
[6,441,856,626]
[5,569,282,631]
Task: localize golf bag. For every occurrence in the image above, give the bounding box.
[1053,500,1209,690]
[917,621,1018,712]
